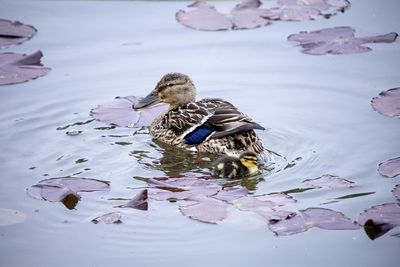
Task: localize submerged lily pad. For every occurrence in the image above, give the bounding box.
[176,0,272,31]
[302,174,355,188]
[27,177,110,209]
[232,196,294,220]
[211,187,248,202]
[120,189,148,210]
[0,50,51,85]
[90,96,168,128]
[0,208,27,226]
[91,212,122,224]
[179,197,229,224]
[288,26,398,55]
[371,88,400,119]
[0,19,37,48]
[378,157,400,178]
[358,203,400,239]
[269,207,359,236]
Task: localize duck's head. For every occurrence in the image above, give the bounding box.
[239,151,260,176]
[134,73,196,110]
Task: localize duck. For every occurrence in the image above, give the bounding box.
[134,73,267,159]
[213,151,260,178]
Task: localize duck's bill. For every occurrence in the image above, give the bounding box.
[134,92,158,109]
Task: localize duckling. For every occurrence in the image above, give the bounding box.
[214,151,260,178]
[134,73,267,158]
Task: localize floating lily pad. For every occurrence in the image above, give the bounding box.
[0,50,51,85]
[269,207,359,236]
[176,0,272,31]
[148,177,221,201]
[393,184,400,200]
[302,174,355,188]
[378,157,400,178]
[120,189,148,210]
[288,26,398,55]
[27,177,110,209]
[179,197,229,224]
[0,19,37,48]
[211,187,248,202]
[0,208,27,226]
[90,96,168,128]
[91,212,122,224]
[271,0,350,21]
[358,203,400,239]
[371,88,400,119]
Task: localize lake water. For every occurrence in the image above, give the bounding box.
[0,0,399,266]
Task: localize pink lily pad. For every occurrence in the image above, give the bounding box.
[0,50,51,85]
[288,26,398,55]
[120,189,148,210]
[269,207,359,236]
[273,0,350,21]
[176,0,272,31]
[378,157,400,178]
[90,96,168,128]
[0,19,37,48]
[302,174,355,188]
[91,212,122,224]
[393,184,400,200]
[27,177,110,209]
[148,177,221,201]
[179,197,229,224]
[371,88,400,119]
[211,187,248,202]
[358,203,400,239]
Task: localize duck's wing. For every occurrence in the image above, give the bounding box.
[200,98,265,139]
[166,98,264,145]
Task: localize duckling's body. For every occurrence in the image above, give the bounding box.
[214,151,260,178]
[135,73,266,157]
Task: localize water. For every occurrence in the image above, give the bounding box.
[0,0,399,266]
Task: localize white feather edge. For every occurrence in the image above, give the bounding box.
[178,112,214,143]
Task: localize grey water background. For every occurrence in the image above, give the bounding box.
[0,0,399,266]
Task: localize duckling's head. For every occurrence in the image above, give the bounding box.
[239,151,260,176]
[134,73,196,109]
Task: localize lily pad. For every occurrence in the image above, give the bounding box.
[179,197,229,224]
[0,50,51,85]
[211,187,248,202]
[91,212,122,224]
[27,177,110,209]
[358,203,400,239]
[288,26,398,55]
[302,174,355,188]
[120,189,148,210]
[0,208,27,226]
[269,207,359,236]
[371,88,400,119]
[0,19,37,48]
[176,0,272,31]
[90,96,168,128]
[148,177,221,201]
[272,0,350,21]
[393,184,400,200]
[378,157,400,178]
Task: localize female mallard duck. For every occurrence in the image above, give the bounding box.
[214,151,260,178]
[134,73,267,158]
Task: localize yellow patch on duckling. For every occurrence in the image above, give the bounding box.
[239,158,259,175]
